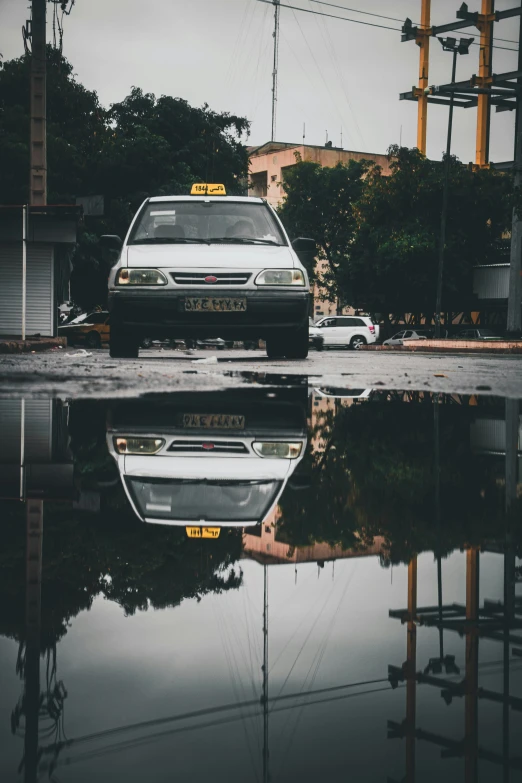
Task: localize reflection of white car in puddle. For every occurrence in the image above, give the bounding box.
[314,387,372,400]
[106,389,307,535]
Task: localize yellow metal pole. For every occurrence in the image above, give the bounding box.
[476,0,494,167]
[416,0,431,154]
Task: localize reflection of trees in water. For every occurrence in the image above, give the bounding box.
[278,393,522,564]
[0,503,243,651]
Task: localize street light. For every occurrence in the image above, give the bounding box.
[434,36,474,338]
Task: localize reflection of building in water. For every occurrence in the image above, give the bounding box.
[243,516,383,564]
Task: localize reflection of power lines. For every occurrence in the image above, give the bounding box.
[44,677,392,769]
[387,548,522,781]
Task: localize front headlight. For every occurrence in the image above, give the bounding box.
[114,437,165,454]
[255,269,305,286]
[117,268,168,286]
[252,442,303,459]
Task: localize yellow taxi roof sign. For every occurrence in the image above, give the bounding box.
[190,183,226,196]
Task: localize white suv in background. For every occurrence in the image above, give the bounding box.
[314,315,379,349]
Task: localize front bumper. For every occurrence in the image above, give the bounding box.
[108,288,310,338]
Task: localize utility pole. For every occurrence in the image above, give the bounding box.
[416,0,431,154]
[271,0,280,143]
[475,0,495,167]
[30,0,47,206]
[507,5,522,337]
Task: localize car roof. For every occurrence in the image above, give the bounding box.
[147,195,265,204]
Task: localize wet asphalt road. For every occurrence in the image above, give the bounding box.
[0,347,521,398]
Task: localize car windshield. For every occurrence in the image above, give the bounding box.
[125,477,282,523]
[128,200,287,246]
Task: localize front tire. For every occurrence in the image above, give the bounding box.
[85,331,101,349]
[110,327,139,358]
[350,335,367,350]
[285,325,309,359]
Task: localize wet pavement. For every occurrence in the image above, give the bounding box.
[0,378,521,782]
[1,346,522,399]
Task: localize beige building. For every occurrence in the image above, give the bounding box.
[248,141,391,318]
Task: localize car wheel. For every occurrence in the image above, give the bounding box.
[350,335,367,350]
[110,327,139,359]
[314,338,324,351]
[266,335,285,358]
[140,337,153,349]
[85,331,101,349]
[225,341,234,350]
[284,325,309,360]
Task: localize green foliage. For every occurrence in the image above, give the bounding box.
[278,394,521,564]
[278,157,372,307]
[346,146,513,312]
[277,146,514,315]
[0,48,250,310]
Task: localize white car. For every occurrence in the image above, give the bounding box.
[106,388,308,533]
[383,328,433,346]
[314,315,379,349]
[105,184,313,360]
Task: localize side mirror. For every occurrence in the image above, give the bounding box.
[100,235,123,251]
[288,475,312,491]
[292,237,316,253]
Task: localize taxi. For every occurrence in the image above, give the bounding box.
[105,184,314,359]
[58,310,110,348]
[106,387,308,534]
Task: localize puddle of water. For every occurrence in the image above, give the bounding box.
[0,384,521,782]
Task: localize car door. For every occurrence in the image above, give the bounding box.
[335,317,355,346]
[387,330,405,346]
[402,330,414,342]
[318,318,338,345]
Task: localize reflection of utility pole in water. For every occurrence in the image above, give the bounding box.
[261,563,269,783]
[406,557,417,783]
[434,395,444,661]
[465,548,479,783]
[503,399,518,782]
[23,499,43,783]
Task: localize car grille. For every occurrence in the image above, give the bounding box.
[168,440,248,454]
[171,272,251,285]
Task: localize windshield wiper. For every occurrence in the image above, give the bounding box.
[207,237,283,246]
[130,237,211,245]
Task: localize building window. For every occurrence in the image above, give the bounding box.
[249,171,268,198]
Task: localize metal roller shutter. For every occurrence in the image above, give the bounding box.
[0,242,54,336]
[27,243,54,335]
[0,244,23,335]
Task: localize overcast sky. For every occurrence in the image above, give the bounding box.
[2,0,519,163]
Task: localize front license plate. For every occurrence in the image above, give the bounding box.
[186,526,221,539]
[185,297,247,312]
[181,413,245,430]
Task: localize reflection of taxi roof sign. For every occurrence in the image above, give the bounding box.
[190,183,226,196]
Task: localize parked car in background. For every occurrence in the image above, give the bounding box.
[58,310,110,348]
[454,328,503,341]
[383,328,433,346]
[309,318,324,351]
[314,315,378,349]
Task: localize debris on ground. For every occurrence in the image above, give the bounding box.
[191,356,218,364]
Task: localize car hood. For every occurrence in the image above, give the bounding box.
[124,244,297,269]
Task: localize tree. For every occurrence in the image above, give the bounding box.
[0,46,107,204]
[345,146,514,316]
[278,157,372,310]
[0,50,250,310]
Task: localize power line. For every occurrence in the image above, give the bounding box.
[252,0,518,51]
[310,0,519,45]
